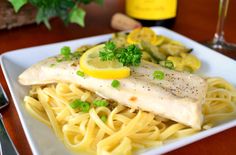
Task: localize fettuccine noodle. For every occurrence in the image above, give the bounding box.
[24,77,236,155]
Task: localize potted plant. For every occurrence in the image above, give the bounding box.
[8,0,103,29]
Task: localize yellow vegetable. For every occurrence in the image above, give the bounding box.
[141,41,166,60]
[167,53,201,72]
[169,40,185,46]
[167,56,184,71]
[155,35,165,46]
[160,44,189,56]
[141,51,156,63]
[181,53,201,71]
[111,33,128,48]
[127,27,159,45]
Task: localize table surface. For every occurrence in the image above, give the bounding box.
[0,0,236,155]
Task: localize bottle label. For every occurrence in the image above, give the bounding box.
[126,0,177,20]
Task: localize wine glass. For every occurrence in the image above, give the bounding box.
[205,0,236,51]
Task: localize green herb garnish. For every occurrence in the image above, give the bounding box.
[160,60,174,70]
[61,46,72,60]
[70,99,81,109]
[70,99,90,112]
[61,46,71,56]
[100,115,107,123]
[116,44,142,66]
[76,70,85,77]
[111,80,120,88]
[80,102,90,112]
[58,46,81,62]
[93,100,108,107]
[99,41,142,67]
[153,70,165,80]
[99,41,116,61]
[164,60,174,69]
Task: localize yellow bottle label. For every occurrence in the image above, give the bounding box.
[126,0,177,20]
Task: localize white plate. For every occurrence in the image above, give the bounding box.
[1,27,236,155]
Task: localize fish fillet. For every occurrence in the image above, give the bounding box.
[18,56,207,129]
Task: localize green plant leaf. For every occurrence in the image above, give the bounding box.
[9,0,28,12]
[10,0,103,29]
[43,19,51,29]
[94,0,104,5]
[35,7,52,29]
[69,7,86,27]
[80,0,92,5]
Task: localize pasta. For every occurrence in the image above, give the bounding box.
[203,78,236,128]
[24,77,236,155]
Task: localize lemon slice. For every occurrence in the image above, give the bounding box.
[80,44,130,79]
[127,27,159,45]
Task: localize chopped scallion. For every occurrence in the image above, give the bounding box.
[111,80,120,88]
[93,100,108,107]
[61,46,71,56]
[164,60,174,69]
[76,70,85,77]
[80,102,90,112]
[69,99,90,112]
[100,115,107,123]
[69,99,81,109]
[153,70,165,80]
[159,60,174,70]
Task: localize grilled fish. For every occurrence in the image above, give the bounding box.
[18,56,207,129]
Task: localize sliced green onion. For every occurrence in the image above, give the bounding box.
[93,100,108,107]
[111,80,120,88]
[70,99,90,112]
[164,60,174,69]
[80,102,90,112]
[61,46,71,56]
[159,60,174,69]
[70,99,81,109]
[76,70,85,77]
[153,70,165,80]
[100,115,107,123]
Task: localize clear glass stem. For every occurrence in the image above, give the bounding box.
[212,0,229,44]
[207,0,236,51]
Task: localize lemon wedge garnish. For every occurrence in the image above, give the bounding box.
[80,44,130,79]
[127,27,159,45]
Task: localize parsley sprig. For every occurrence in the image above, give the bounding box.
[99,41,142,67]
[9,0,104,29]
[99,41,116,61]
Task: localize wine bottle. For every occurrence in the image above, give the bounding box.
[126,0,177,28]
